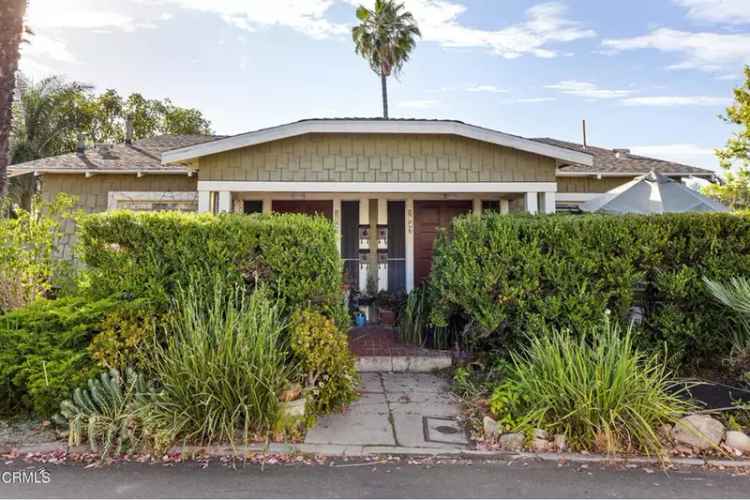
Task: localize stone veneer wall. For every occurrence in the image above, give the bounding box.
[197,133,557,183]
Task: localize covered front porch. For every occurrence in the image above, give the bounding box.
[197,181,556,293]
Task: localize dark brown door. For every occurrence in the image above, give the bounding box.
[272,200,333,219]
[414,200,472,286]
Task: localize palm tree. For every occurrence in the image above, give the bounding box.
[0,0,27,197]
[352,0,421,119]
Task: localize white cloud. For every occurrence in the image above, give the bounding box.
[22,33,77,64]
[673,0,750,25]
[158,0,349,38]
[397,99,439,109]
[465,84,508,93]
[602,28,750,73]
[160,0,595,56]
[545,80,634,99]
[383,0,595,59]
[629,144,720,171]
[622,96,731,106]
[26,0,137,31]
[510,97,557,103]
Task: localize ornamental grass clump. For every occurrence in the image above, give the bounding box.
[490,319,693,455]
[142,279,292,448]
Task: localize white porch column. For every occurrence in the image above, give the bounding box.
[377,198,388,292]
[333,198,342,254]
[262,197,272,214]
[541,192,557,214]
[405,198,415,292]
[500,199,510,215]
[524,192,539,214]
[358,198,369,294]
[218,191,232,213]
[472,198,482,215]
[198,191,211,213]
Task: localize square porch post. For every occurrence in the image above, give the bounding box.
[198,191,211,213]
[217,191,232,213]
[524,192,539,214]
[500,199,510,215]
[541,192,556,214]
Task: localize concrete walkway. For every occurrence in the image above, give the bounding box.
[304,372,469,452]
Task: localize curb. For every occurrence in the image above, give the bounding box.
[9,441,750,468]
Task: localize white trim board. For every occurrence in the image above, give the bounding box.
[163,119,593,166]
[197,181,557,193]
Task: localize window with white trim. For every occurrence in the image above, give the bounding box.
[107,192,198,212]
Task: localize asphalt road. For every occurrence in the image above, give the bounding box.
[1,459,748,499]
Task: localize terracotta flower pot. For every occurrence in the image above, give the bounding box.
[378,307,396,326]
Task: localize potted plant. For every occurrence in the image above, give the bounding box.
[374,290,405,327]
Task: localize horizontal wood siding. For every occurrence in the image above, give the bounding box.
[557,177,633,193]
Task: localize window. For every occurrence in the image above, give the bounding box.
[243,200,263,214]
[107,192,198,212]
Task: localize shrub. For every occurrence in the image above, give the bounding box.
[489,319,692,455]
[0,194,78,314]
[290,309,359,414]
[430,213,750,369]
[52,368,155,456]
[398,286,459,349]
[0,296,120,416]
[141,279,292,447]
[87,305,157,371]
[79,211,343,316]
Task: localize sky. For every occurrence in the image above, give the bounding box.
[19,0,750,173]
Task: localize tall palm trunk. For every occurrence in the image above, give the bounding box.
[380,73,389,119]
[0,0,27,197]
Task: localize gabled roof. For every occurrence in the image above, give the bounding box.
[161,118,594,167]
[533,138,715,178]
[9,134,222,175]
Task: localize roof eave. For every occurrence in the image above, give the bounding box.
[556,171,715,178]
[8,167,193,176]
[162,119,594,167]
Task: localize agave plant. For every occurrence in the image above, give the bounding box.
[705,277,750,345]
[705,276,750,378]
[53,368,155,456]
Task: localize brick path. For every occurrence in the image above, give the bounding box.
[348,325,451,358]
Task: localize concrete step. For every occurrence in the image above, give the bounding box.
[356,354,452,372]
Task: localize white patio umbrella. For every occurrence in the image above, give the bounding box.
[580,172,729,214]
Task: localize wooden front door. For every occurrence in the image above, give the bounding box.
[272,200,333,219]
[414,200,473,286]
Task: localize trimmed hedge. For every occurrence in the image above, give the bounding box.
[430,212,750,370]
[79,211,344,312]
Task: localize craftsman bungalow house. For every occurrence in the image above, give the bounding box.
[8,118,716,293]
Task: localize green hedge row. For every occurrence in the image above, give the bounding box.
[79,211,344,312]
[430,213,750,370]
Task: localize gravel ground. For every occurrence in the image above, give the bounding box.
[0,419,61,452]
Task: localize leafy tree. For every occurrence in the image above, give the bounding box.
[10,76,94,164]
[703,66,750,209]
[352,0,421,119]
[10,75,213,164]
[0,0,27,196]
